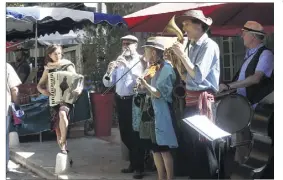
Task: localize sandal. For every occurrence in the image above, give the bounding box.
[61,150,69,154]
[58,140,69,154]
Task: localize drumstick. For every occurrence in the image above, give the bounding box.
[214,89,236,99]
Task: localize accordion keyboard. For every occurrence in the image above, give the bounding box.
[48,72,57,106]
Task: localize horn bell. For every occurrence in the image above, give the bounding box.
[163,15,184,42]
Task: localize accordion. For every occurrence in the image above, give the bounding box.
[48,71,84,107]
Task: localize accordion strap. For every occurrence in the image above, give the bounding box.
[59,63,74,71]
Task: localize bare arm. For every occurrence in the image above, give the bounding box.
[10,86,19,104]
[138,77,161,98]
[7,63,22,104]
[143,82,161,98]
[228,71,264,89]
[220,50,274,92]
[37,69,50,96]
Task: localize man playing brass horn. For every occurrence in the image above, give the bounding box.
[167,10,220,179]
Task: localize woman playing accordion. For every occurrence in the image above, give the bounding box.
[37,44,83,154]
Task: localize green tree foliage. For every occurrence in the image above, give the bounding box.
[82,3,158,93]
[82,22,128,93]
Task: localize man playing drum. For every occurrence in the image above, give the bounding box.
[218,21,274,164]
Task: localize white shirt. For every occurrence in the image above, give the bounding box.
[7,63,22,113]
[102,53,144,96]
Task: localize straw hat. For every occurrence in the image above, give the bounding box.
[176,10,213,26]
[242,21,265,36]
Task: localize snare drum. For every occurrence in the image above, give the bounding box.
[216,94,253,134]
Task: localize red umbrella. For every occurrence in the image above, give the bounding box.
[123,3,274,36]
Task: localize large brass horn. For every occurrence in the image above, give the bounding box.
[162,15,184,43]
[163,15,186,99]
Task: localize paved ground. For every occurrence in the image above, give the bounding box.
[10,128,192,179]
[6,160,41,180]
[10,128,165,180]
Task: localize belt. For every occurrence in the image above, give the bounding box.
[136,93,146,97]
[116,94,133,100]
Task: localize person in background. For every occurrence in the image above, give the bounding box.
[13,48,31,84]
[84,76,94,91]
[6,63,22,171]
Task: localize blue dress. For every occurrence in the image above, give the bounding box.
[151,62,178,148]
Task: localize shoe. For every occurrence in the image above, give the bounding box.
[133,171,144,179]
[121,166,134,173]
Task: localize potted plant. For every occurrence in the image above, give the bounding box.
[82,22,127,136]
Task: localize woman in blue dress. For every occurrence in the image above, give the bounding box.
[137,37,178,180]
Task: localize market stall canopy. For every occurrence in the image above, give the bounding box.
[123,3,274,36]
[6,30,87,52]
[37,30,86,45]
[6,6,126,40]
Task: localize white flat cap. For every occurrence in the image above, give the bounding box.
[121,35,138,42]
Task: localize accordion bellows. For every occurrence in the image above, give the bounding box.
[48,71,84,107]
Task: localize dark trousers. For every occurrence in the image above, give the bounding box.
[175,106,219,179]
[115,95,145,172]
